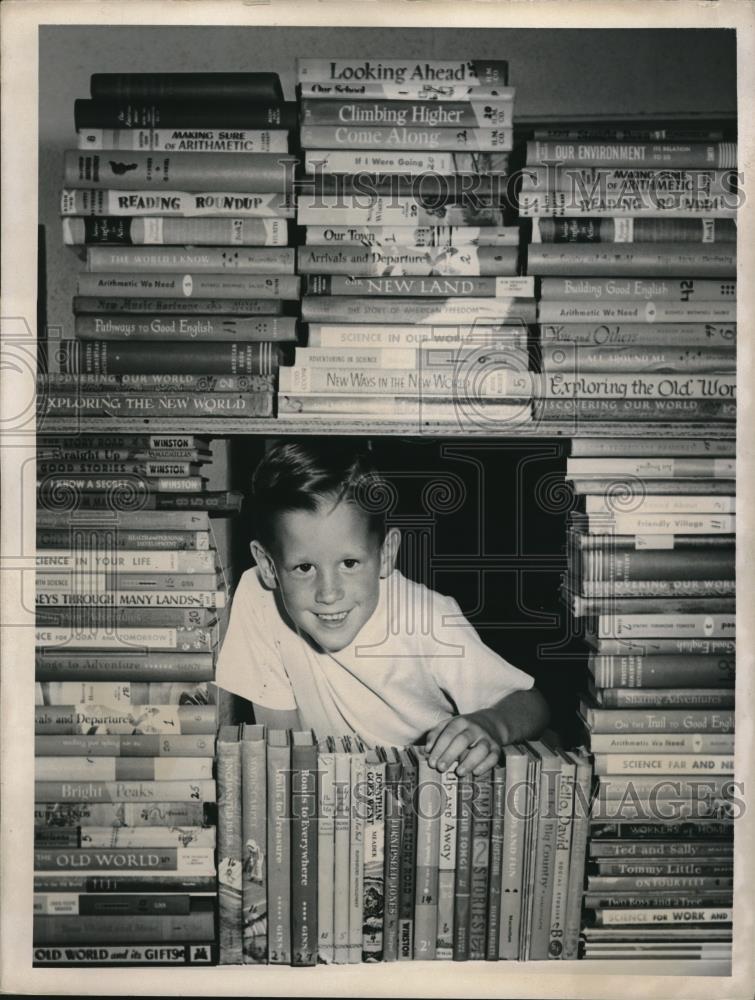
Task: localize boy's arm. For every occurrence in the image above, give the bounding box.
[424,685,550,776]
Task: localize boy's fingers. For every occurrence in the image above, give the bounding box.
[426,716,469,762]
[456,739,494,776]
[471,746,500,776]
[431,730,473,771]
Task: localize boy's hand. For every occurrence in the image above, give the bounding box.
[424,712,506,777]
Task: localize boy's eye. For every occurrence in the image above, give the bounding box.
[293,563,314,575]
[342,559,360,569]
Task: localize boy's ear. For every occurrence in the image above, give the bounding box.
[379,527,401,578]
[250,539,278,589]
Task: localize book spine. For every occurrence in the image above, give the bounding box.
[241,727,267,964]
[529,753,562,960]
[89,73,284,102]
[56,341,282,376]
[594,688,734,709]
[34,734,214,756]
[74,314,295,341]
[41,391,274,418]
[333,750,351,964]
[544,345,735,374]
[499,750,526,960]
[361,758,386,962]
[541,371,736,400]
[584,708,734,734]
[297,201,504,228]
[301,295,536,325]
[35,779,216,804]
[34,848,215,871]
[73,100,297,130]
[548,758,577,959]
[62,188,295,219]
[527,140,737,168]
[452,774,473,960]
[77,270,295,296]
[569,456,734,478]
[561,756,592,960]
[84,247,294,276]
[34,893,193,916]
[485,767,505,960]
[300,124,513,151]
[348,750,366,964]
[317,749,336,964]
[64,217,288,248]
[279,365,530,397]
[305,224,517,247]
[35,758,212,782]
[533,216,736,244]
[35,654,215,683]
[587,875,734,892]
[35,705,217,735]
[382,759,403,963]
[33,910,216,946]
[468,772,492,960]
[589,907,732,926]
[301,98,513,128]
[595,613,736,639]
[73,296,283,315]
[266,739,291,965]
[540,321,736,347]
[78,127,288,152]
[297,58,509,85]
[522,166,736,194]
[303,274,519,296]
[589,738,737,760]
[291,741,319,967]
[35,625,217,647]
[535,397,736,422]
[301,252,520,281]
[538,301,736,324]
[36,827,215,849]
[35,549,215,573]
[36,594,224,612]
[34,802,211,829]
[65,150,294,192]
[590,839,733,859]
[413,758,441,960]
[307,323,527,350]
[526,242,736,277]
[542,277,735,302]
[589,654,735,688]
[33,942,217,965]
[436,767,458,960]
[520,192,736,218]
[35,505,210,528]
[304,149,510,174]
[397,753,418,960]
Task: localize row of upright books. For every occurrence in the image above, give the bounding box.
[33,432,242,967]
[216,727,593,965]
[42,71,298,422]
[561,433,735,964]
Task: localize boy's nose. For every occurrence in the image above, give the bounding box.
[315,570,344,604]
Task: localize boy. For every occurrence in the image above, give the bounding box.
[216,440,549,776]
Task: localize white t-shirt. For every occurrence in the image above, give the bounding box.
[215,567,534,748]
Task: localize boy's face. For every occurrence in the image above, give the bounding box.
[254,497,399,653]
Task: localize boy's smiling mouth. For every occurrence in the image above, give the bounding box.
[315,609,351,625]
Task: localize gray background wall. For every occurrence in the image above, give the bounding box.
[39,25,737,338]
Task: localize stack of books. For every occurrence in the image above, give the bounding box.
[518,125,738,427]
[33,432,242,968]
[215,728,592,965]
[282,57,536,428]
[564,436,735,963]
[45,72,301,421]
